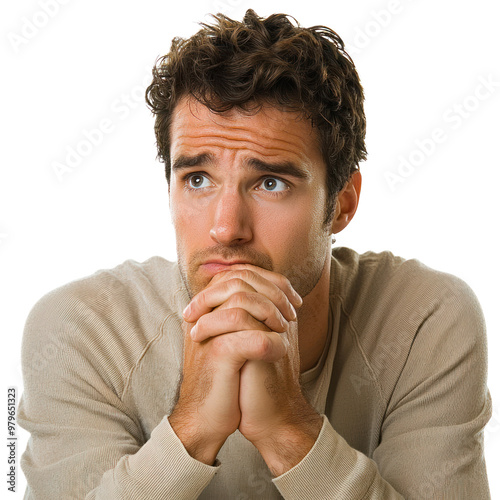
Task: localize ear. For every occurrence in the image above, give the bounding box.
[330,170,362,235]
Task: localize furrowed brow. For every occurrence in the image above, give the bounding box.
[171,153,214,172]
[246,158,310,179]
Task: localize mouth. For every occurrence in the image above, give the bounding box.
[200,260,253,274]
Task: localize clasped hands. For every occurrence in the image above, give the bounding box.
[170,264,323,476]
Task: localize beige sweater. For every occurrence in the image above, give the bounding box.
[18,247,492,499]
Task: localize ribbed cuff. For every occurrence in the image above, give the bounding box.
[272,414,378,499]
[123,415,220,499]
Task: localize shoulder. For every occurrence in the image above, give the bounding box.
[21,256,187,395]
[330,247,487,397]
[23,255,183,330]
[331,246,483,327]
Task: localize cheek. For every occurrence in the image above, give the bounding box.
[170,188,205,228]
[170,195,201,253]
[258,196,325,255]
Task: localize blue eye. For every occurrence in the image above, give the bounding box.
[260,177,288,192]
[187,174,211,189]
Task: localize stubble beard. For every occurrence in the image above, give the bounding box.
[176,233,330,301]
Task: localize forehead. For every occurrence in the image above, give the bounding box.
[169,96,324,166]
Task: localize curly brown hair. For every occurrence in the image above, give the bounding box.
[145,9,367,226]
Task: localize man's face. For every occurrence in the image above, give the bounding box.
[169,96,333,299]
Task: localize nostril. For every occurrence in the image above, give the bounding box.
[209,208,253,245]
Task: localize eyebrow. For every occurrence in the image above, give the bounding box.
[171,153,214,171]
[245,158,310,179]
[172,153,310,180]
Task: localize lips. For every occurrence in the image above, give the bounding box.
[200,260,252,274]
[204,260,251,266]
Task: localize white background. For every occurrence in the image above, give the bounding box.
[2,0,499,497]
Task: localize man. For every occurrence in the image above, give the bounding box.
[18,9,492,499]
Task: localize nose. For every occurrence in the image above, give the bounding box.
[209,188,253,246]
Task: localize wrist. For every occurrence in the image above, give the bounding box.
[168,412,227,466]
[253,414,323,477]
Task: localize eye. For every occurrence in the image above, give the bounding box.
[186,174,211,189]
[259,177,288,192]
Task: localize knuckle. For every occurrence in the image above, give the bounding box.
[196,289,209,309]
[271,284,284,301]
[269,287,289,316]
[230,291,249,306]
[264,300,275,316]
[277,288,289,308]
[228,307,246,325]
[229,277,246,289]
[280,275,294,294]
[210,269,231,281]
[252,332,271,358]
[211,334,230,356]
[262,300,278,322]
[237,269,254,281]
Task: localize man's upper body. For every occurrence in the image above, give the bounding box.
[18,9,492,499]
[18,247,492,498]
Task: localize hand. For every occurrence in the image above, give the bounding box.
[238,324,323,476]
[237,319,306,441]
[168,319,242,465]
[170,265,300,465]
[187,266,302,358]
[229,271,322,475]
[184,265,321,474]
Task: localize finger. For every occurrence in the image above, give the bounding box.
[190,303,288,342]
[217,293,289,333]
[227,264,303,309]
[183,278,258,322]
[212,330,289,364]
[205,267,300,321]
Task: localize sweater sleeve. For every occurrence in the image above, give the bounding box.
[18,286,220,499]
[272,415,404,499]
[272,274,492,499]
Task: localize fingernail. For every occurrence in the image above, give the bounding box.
[183,304,191,318]
[281,316,289,331]
[190,325,197,340]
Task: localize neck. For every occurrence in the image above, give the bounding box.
[297,246,332,373]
